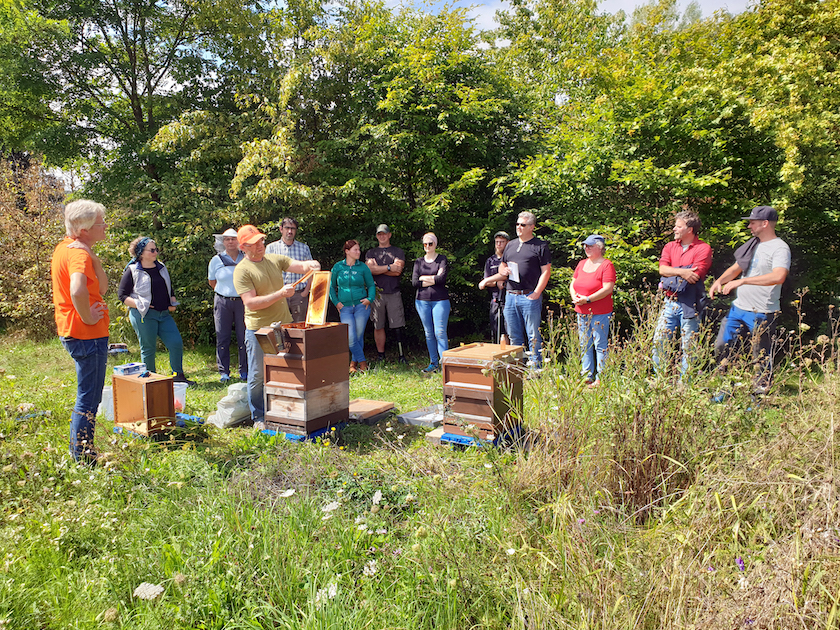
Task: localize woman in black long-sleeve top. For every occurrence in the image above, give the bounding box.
[412,233,450,373]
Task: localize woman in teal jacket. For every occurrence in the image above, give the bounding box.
[329,239,376,373]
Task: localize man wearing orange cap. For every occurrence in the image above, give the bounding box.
[233,225,321,428]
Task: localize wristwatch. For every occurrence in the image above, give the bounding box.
[586,297,591,303]
[387,264,391,271]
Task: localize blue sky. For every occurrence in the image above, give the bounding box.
[392,0,751,32]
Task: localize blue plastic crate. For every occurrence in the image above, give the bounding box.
[439,426,526,448]
[262,421,347,442]
[440,432,500,448]
[175,412,205,427]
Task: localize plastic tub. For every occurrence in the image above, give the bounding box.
[98,386,114,421]
[173,382,187,412]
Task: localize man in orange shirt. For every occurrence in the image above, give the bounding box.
[51,200,110,463]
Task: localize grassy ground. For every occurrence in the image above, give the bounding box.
[1,313,839,629]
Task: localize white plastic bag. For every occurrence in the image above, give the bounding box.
[207,383,251,428]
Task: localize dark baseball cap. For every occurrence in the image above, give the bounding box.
[742,206,778,222]
[582,234,606,247]
[493,231,510,240]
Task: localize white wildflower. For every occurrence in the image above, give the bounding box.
[363,559,378,577]
[314,582,338,606]
[279,488,295,498]
[372,490,382,505]
[484,463,492,469]
[133,582,164,600]
[321,501,340,513]
[506,548,516,556]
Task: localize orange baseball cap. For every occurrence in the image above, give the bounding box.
[237,224,266,246]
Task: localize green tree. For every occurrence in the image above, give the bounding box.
[0,1,67,155]
[231,1,533,331]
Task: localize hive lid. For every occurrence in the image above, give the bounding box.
[441,342,524,361]
[305,271,331,326]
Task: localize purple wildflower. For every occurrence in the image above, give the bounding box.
[736,557,745,572]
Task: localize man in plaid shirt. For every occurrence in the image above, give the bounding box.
[266,217,313,322]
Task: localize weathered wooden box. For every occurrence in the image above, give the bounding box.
[263,322,350,434]
[440,343,524,440]
[112,373,176,436]
[262,272,350,435]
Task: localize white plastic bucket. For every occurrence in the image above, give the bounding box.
[173,382,187,412]
[98,386,114,421]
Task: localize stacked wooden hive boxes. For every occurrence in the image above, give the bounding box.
[440,342,525,441]
[256,271,350,435]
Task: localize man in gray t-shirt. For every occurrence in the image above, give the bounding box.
[709,206,791,396]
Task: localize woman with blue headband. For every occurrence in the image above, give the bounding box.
[118,236,195,385]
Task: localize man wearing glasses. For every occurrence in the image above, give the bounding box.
[234,225,321,428]
[51,200,110,463]
[266,217,313,323]
[481,211,552,369]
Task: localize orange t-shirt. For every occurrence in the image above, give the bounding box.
[51,238,110,339]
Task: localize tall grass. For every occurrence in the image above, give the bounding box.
[1,298,838,628]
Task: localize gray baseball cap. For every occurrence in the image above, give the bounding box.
[376,224,391,234]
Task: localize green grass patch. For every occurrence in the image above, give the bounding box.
[1,309,839,629]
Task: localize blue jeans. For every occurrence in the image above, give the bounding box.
[415,299,450,366]
[60,336,108,460]
[652,300,700,378]
[577,313,611,381]
[244,328,264,422]
[213,295,247,379]
[714,305,778,393]
[128,308,184,375]
[340,303,370,363]
[504,293,543,367]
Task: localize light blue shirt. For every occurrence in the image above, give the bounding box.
[208,252,244,298]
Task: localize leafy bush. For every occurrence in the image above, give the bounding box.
[0,155,65,338]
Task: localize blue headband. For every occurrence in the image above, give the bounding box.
[129,237,152,265]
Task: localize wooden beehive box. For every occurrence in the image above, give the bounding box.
[440,343,524,440]
[112,373,176,436]
[263,322,350,434]
[263,275,349,436]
